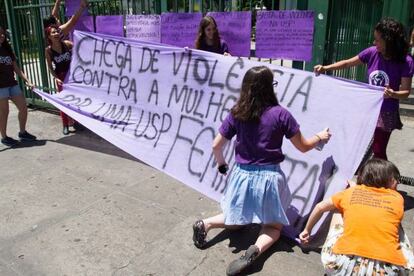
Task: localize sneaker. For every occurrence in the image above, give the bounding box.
[226,245,260,276]
[1,136,18,147]
[62,126,69,135]
[192,220,207,249]
[18,131,37,141]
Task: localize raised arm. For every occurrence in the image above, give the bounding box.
[314,56,363,75]
[299,198,336,244]
[51,0,62,21]
[289,128,331,153]
[59,0,88,36]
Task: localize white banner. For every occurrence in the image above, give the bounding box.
[34,31,383,238]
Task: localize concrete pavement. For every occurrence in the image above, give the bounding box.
[0,105,413,276]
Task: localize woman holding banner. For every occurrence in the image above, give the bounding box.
[314,18,414,160]
[195,15,230,55]
[45,25,77,135]
[192,66,331,275]
[0,26,37,147]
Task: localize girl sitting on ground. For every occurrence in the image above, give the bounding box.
[300,158,414,275]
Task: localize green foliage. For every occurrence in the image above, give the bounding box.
[88,0,122,16]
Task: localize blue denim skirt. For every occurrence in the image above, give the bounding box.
[220,164,290,226]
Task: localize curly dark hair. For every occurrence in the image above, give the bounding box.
[357,158,400,188]
[0,26,15,57]
[231,66,279,122]
[375,18,409,62]
[194,16,221,50]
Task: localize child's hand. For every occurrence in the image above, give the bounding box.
[383,85,395,98]
[316,127,331,143]
[218,164,228,175]
[299,229,310,244]
[313,65,326,76]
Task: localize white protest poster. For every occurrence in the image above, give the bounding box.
[34,31,383,238]
[126,15,161,43]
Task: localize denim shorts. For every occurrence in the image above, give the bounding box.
[0,85,22,99]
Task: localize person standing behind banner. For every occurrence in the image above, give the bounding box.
[192,66,331,276]
[0,26,37,147]
[43,0,89,39]
[300,158,414,275]
[314,18,414,160]
[45,25,77,135]
[195,15,230,55]
[409,26,414,56]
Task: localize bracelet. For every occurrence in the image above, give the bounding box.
[315,134,322,141]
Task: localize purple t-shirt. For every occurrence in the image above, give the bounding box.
[358,46,414,112]
[219,105,300,165]
[199,39,229,55]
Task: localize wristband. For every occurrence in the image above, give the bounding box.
[218,164,229,174]
[315,134,322,141]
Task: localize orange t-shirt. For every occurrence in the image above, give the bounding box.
[331,185,406,266]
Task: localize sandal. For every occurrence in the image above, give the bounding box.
[192,220,207,249]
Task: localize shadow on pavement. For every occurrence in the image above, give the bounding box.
[0,139,48,152]
[54,129,143,163]
[201,224,296,275]
[243,236,296,275]
[400,191,414,211]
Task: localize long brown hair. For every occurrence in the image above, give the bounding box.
[231,66,279,122]
[357,158,400,188]
[194,16,221,50]
[0,26,15,57]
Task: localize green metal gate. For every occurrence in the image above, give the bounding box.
[324,0,383,82]
[310,0,413,82]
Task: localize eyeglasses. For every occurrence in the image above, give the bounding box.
[272,80,278,87]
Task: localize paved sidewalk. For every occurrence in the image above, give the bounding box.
[0,105,413,276]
